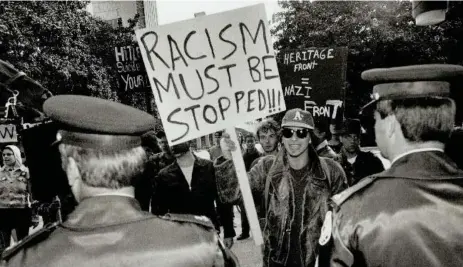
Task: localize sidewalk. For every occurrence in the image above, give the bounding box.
[228,206,262,267]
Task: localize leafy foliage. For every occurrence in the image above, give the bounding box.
[272,1,463,119]
[0,0,157,117]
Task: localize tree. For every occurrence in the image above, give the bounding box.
[0,0,155,114]
[272,1,463,119]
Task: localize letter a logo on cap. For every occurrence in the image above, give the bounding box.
[294,111,303,121]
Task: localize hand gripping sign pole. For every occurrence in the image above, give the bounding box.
[225,127,263,245]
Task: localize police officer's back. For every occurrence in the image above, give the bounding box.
[1,95,237,267]
[318,65,463,267]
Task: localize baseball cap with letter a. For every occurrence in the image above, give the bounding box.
[281,108,315,130]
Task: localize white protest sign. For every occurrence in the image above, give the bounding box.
[0,124,17,143]
[136,4,285,146]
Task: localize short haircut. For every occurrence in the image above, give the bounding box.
[59,144,146,189]
[155,131,166,139]
[376,97,455,143]
[256,119,280,138]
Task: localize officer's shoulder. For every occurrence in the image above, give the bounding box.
[331,176,378,207]
[2,222,59,261]
[160,213,215,230]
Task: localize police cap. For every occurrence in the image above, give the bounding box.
[361,64,463,111]
[43,95,155,151]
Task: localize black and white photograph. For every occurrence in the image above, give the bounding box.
[0,0,462,266]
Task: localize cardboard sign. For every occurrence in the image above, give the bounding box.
[278,47,348,120]
[136,4,285,146]
[0,124,17,143]
[114,45,151,92]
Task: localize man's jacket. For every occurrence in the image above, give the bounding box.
[324,151,463,267]
[1,195,237,267]
[152,157,234,238]
[215,148,346,267]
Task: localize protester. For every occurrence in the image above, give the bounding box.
[318,65,463,267]
[134,130,159,211]
[151,141,236,249]
[151,131,175,173]
[236,134,261,241]
[313,117,340,160]
[1,95,238,266]
[338,118,384,186]
[0,145,33,253]
[216,108,347,267]
[328,123,343,153]
[209,131,224,162]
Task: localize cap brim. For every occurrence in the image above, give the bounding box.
[281,122,314,130]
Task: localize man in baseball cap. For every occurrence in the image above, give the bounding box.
[216,108,346,267]
[318,64,463,267]
[2,95,237,267]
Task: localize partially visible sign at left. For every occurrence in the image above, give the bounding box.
[0,124,17,143]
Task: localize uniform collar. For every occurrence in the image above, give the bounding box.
[391,148,444,166]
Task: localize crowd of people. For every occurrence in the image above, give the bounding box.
[0,64,461,267]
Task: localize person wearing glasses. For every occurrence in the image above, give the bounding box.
[216,108,347,267]
[338,119,384,186]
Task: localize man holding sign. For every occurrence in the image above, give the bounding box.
[217,108,346,267]
[136,3,287,253]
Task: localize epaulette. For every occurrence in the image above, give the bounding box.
[161,213,215,229]
[331,177,377,207]
[2,222,59,260]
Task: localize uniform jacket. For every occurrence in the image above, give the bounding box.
[215,148,347,267]
[151,157,235,237]
[338,149,384,186]
[1,195,233,267]
[0,165,30,209]
[324,151,463,267]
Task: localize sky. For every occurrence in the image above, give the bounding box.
[156,0,282,25]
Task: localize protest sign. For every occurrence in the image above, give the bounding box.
[136,4,285,146]
[0,124,17,143]
[114,45,151,92]
[278,47,347,121]
[136,4,284,246]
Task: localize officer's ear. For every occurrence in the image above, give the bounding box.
[386,114,401,139]
[64,157,81,186]
[65,156,83,202]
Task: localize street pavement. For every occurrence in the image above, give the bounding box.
[227,206,262,267]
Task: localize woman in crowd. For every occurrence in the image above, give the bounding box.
[0,145,32,253]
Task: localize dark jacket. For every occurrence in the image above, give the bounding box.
[339,149,384,186]
[215,147,347,267]
[324,151,463,267]
[134,152,175,211]
[151,157,234,238]
[1,195,233,267]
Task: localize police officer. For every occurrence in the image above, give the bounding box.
[1,95,238,267]
[317,65,463,267]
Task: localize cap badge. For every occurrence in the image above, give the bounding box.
[371,92,380,100]
[293,111,303,121]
